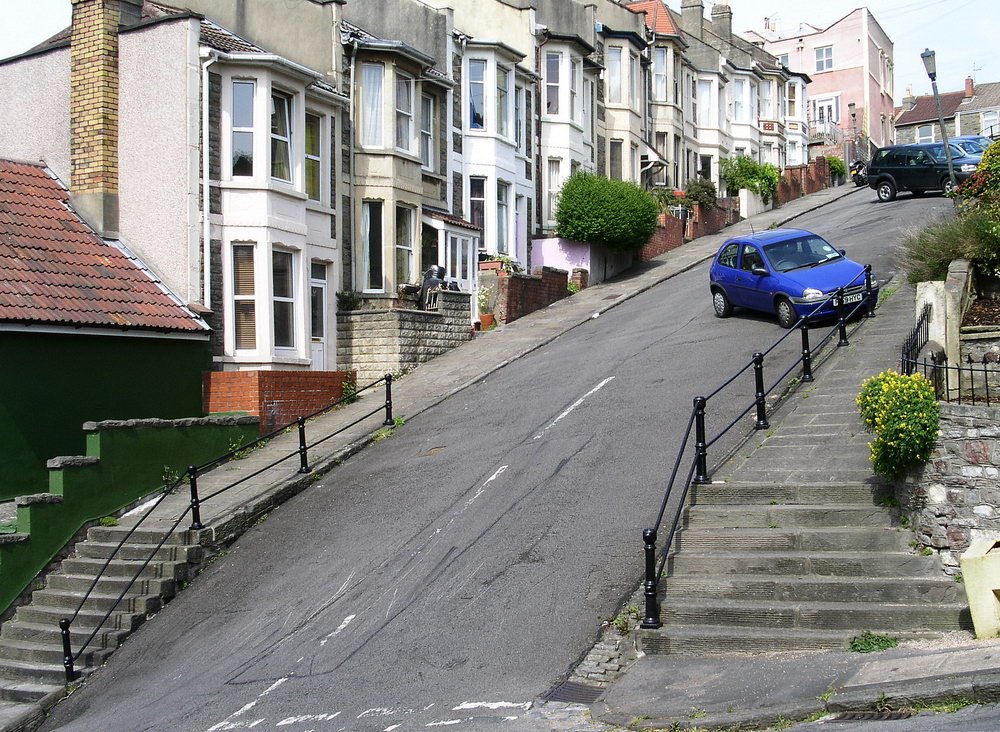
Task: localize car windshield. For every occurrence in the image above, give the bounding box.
[763,235,842,272]
[956,140,984,155]
[927,143,970,162]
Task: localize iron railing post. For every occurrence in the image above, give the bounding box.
[753,352,769,430]
[836,288,849,347]
[188,465,203,531]
[383,373,394,426]
[865,265,876,318]
[60,618,78,682]
[693,396,709,484]
[297,417,311,474]
[640,528,662,629]
[800,321,815,382]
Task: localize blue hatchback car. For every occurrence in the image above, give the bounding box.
[709,228,877,328]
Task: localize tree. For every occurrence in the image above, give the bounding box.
[555,172,658,251]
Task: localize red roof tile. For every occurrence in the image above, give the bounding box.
[896,90,965,126]
[627,0,680,36]
[0,160,208,333]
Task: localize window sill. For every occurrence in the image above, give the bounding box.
[305,200,335,216]
[220,180,309,201]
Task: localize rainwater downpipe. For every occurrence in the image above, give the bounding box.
[200,48,220,308]
[347,39,359,291]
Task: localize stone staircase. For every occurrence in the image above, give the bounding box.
[0,525,202,731]
[638,481,971,656]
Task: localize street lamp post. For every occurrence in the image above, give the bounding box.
[848,101,858,161]
[921,48,958,192]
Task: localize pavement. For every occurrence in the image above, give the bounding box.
[34,182,1000,731]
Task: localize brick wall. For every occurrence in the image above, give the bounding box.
[639,215,684,261]
[336,289,472,385]
[203,370,355,434]
[803,156,830,194]
[897,403,1000,574]
[689,202,730,239]
[777,167,804,205]
[496,267,568,324]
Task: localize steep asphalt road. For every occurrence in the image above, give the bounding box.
[43,190,952,732]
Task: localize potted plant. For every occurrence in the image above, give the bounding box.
[477,284,496,330]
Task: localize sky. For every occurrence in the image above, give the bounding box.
[0,0,992,102]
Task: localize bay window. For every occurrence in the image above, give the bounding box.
[232,81,255,177]
[420,94,434,170]
[395,206,414,285]
[629,52,639,109]
[469,59,486,129]
[497,66,510,136]
[546,53,560,115]
[271,92,291,181]
[571,58,581,122]
[607,47,622,104]
[396,72,414,152]
[362,63,384,147]
[547,159,561,220]
[497,182,509,254]
[232,244,256,349]
[272,249,294,348]
[305,113,321,200]
[609,140,623,180]
[363,200,384,291]
[653,47,667,102]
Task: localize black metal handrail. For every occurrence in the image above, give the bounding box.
[60,374,396,681]
[901,302,932,367]
[641,267,876,628]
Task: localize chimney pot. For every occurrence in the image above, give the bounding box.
[965,76,975,98]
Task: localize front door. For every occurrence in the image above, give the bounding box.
[310,263,327,370]
[444,233,474,293]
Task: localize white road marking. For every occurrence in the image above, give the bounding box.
[534,377,615,439]
[451,701,531,711]
[320,614,356,646]
[205,677,287,731]
[275,713,341,726]
[386,588,398,618]
[425,721,464,727]
[464,466,507,509]
[384,726,402,732]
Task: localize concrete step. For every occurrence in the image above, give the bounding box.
[636,624,954,656]
[666,550,939,577]
[13,604,145,632]
[0,620,126,650]
[47,572,176,598]
[688,481,891,506]
[28,588,161,615]
[0,658,72,686]
[74,541,202,563]
[0,700,45,731]
[661,575,966,604]
[85,525,193,546]
[59,555,189,580]
[0,639,112,667]
[683,504,894,529]
[673,526,912,553]
[0,679,65,706]
[659,598,971,631]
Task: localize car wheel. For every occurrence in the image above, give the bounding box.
[942,177,957,195]
[712,289,732,318]
[911,189,925,197]
[876,180,896,202]
[775,296,797,329]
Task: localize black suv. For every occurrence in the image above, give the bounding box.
[867,142,980,202]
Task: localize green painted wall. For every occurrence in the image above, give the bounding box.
[0,330,210,501]
[0,417,259,615]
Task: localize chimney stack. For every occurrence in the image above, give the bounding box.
[711,4,733,41]
[681,0,704,40]
[965,76,975,98]
[69,0,141,239]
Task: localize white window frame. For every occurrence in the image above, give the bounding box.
[609,141,623,180]
[983,110,999,136]
[395,71,415,153]
[515,85,523,151]
[361,63,384,148]
[497,65,510,137]
[760,81,772,119]
[468,59,486,130]
[815,45,833,72]
[547,158,561,222]
[272,248,296,349]
[545,52,561,116]
[787,82,797,117]
[571,58,581,123]
[231,80,255,178]
[362,200,384,293]
[629,52,639,110]
[420,93,435,170]
[777,53,789,67]
[733,79,745,122]
[270,90,292,183]
[395,205,415,286]
[607,47,622,105]
[469,176,486,248]
[916,124,934,143]
[232,242,256,350]
[697,80,711,127]
[496,181,510,254]
[653,47,667,102]
[304,112,322,201]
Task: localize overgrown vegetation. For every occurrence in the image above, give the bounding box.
[684,178,718,209]
[857,370,940,478]
[903,139,1000,282]
[611,603,640,635]
[567,281,581,295]
[849,631,899,653]
[719,156,779,203]
[555,172,659,251]
[827,155,847,178]
[335,290,363,312]
[98,516,118,527]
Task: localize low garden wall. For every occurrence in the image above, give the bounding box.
[336,289,472,385]
[898,403,1000,575]
[530,237,633,286]
[488,266,568,324]
[639,214,685,261]
[0,416,258,616]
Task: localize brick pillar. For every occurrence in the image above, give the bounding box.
[69,0,140,238]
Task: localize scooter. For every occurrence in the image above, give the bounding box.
[850,160,868,187]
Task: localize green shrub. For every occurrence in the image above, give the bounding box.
[719,156,779,203]
[849,631,899,653]
[901,210,1000,282]
[555,172,659,251]
[336,290,363,311]
[857,370,939,478]
[827,155,847,177]
[685,178,718,209]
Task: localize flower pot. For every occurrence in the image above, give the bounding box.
[479,313,496,330]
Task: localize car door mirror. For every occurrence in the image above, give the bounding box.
[751,266,768,276]
[838,249,846,256]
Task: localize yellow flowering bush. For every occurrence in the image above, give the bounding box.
[857,370,939,478]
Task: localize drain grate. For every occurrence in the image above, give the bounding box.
[831,711,914,722]
[540,680,604,704]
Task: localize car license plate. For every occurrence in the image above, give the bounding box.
[843,292,863,304]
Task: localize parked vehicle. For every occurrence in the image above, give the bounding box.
[952,135,994,154]
[867,142,981,202]
[709,228,877,329]
[850,160,868,187]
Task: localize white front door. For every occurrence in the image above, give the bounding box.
[310,264,327,370]
[444,233,474,293]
